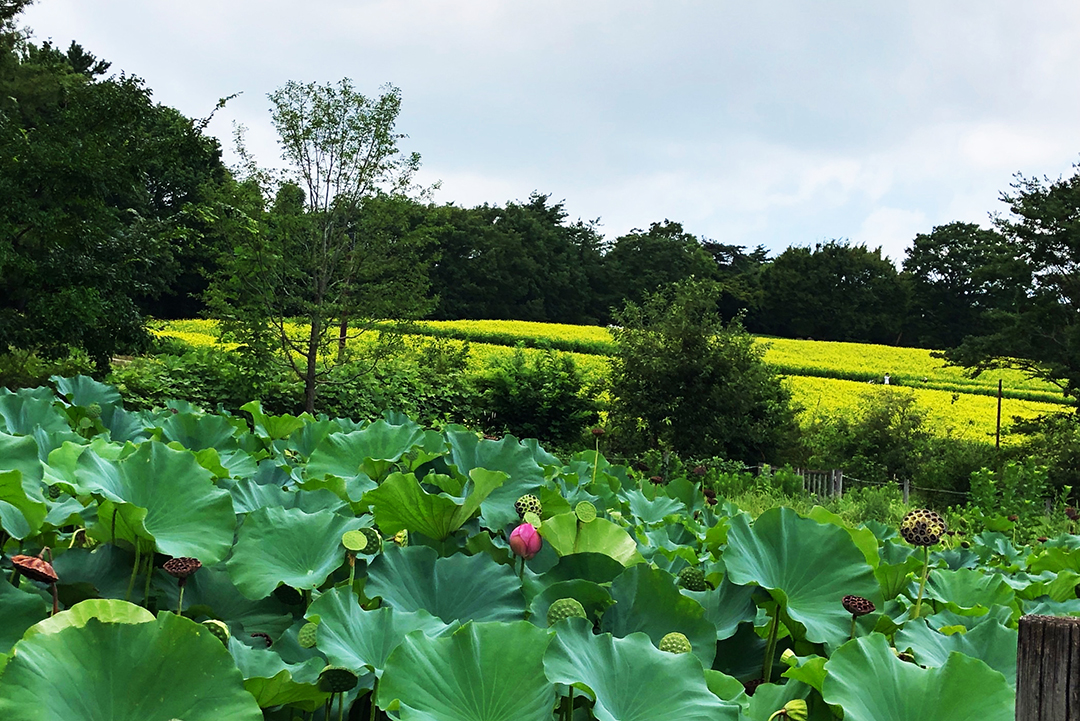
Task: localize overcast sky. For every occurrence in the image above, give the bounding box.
[20,0,1080,261]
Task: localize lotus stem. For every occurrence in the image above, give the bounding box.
[913,545,930,619]
[177,583,185,616]
[125,542,142,602]
[370,678,379,721]
[49,582,58,616]
[591,436,600,486]
[850,615,857,641]
[348,553,356,588]
[338,692,345,721]
[762,607,781,684]
[564,687,575,721]
[143,549,154,607]
[10,568,20,587]
[767,712,783,721]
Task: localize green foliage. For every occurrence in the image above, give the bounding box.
[471,346,598,449]
[609,278,798,461]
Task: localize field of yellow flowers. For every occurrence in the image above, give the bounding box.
[155,319,1065,443]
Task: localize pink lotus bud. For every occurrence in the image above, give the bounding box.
[509,523,542,560]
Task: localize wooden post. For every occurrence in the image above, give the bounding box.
[831,469,843,498]
[1016,615,1080,720]
[902,477,909,505]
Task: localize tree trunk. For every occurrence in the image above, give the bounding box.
[304,316,321,413]
[337,312,348,362]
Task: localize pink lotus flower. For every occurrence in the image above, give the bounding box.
[509,522,542,560]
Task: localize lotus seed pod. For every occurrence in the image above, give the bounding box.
[547,598,587,626]
[780,648,798,667]
[677,567,707,592]
[514,494,542,519]
[298,622,319,649]
[899,508,946,546]
[163,557,202,580]
[86,403,102,419]
[251,632,272,648]
[11,554,57,584]
[393,529,408,547]
[575,501,597,523]
[522,511,542,528]
[46,484,62,500]
[202,619,230,644]
[360,527,383,554]
[658,632,692,654]
[781,699,808,721]
[341,530,367,552]
[841,595,875,616]
[318,665,359,693]
[591,427,605,437]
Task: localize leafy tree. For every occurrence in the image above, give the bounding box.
[902,222,1026,349]
[752,241,908,344]
[0,14,226,370]
[608,278,798,461]
[946,167,1080,403]
[209,80,432,412]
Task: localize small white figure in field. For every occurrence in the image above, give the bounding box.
[883,373,891,385]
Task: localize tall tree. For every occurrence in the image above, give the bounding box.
[902,222,1027,349]
[752,241,908,344]
[0,14,226,369]
[210,80,431,412]
[946,168,1080,403]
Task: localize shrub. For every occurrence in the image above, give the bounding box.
[608,279,799,461]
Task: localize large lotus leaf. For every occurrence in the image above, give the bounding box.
[286,418,342,459]
[241,400,308,441]
[155,411,241,451]
[308,586,451,676]
[52,545,141,603]
[821,634,1014,721]
[366,545,524,623]
[0,470,46,539]
[52,374,122,408]
[682,574,757,641]
[0,431,44,483]
[626,488,686,525]
[366,469,506,540]
[228,637,328,708]
[444,430,548,530]
[380,621,554,721]
[544,617,741,721]
[0,611,263,720]
[0,578,48,655]
[24,598,154,638]
[542,552,627,584]
[0,386,68,435]
[895,619,1017,689]
[600,564,717,667]
[917,568,1016,614]
[723,507,880,645]
[539,512,644,566]
[1028,546,1080,574]
[76,441,235,563]
[227,477,345,515]
[227,506,364,599]
[308,421,425,482]
[808,506,880,568]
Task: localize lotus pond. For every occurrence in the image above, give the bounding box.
[0,376,1074,720]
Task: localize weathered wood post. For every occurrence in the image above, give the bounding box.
[902,477,909,505]
[831,469,843,498]
[1016,615,1080,720]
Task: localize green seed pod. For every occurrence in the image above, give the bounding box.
[201,619,230,645]
[318,665,359,693]
[782,699,808,721]
[575,501,597,523]
[86,403,102,419]
[659,632,692,654]
[547,598,588,626]
[514,494,542,519]
[298,622,319,649]
[522,511,542,528]
[677,567,707,592]
[900,509,947,546]
[360,527,383,554]
[341,530,367,552]
[47,484,63,500]
[393,529,408,547]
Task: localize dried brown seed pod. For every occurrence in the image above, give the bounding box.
[163,557,202,580]
[11,554,58,584]
[591,427,606,437]
[649,475,667,485]
[251,632,272,648]
[842,595,875,616]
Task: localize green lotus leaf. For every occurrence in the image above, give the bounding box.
[51,545,141,604]
[539,512,644,566]
[1028,546,1080,574]
[380,621,555,721]
[600,565,717,667]
[226,506,364,599]
[544,617,741,721]
[366,546,525,623]
[24,599,154,639]
[723,507,880,645]
[156,564,295,638]
[308,586,451,675]
[307,420,425,484]
[365,469,506,540]
[822,634,1014,721]
[241,400,308,441]
[0,578,48,655]
[228,637,329,708]
[76,441,236,563]
[155,411,242,451]
[443,430,549,530]
[0,431,44,483]
[916,568,1016,614]
[0,470,46,539]
[808,506,880,568]
[0,612,263,720]
[52,375,122,409]
[226,477,345,515]
[528,579,613,625]
[287,418,343,459]
[0,386,68,435]
[626,488,686,525]
[895,619,1017,689]
[541,552,627,584]
[682,574,757,641]
[1023,598,1080,616]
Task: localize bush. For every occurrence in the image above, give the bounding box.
[608,279,799,461]
[470,346,598,448]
